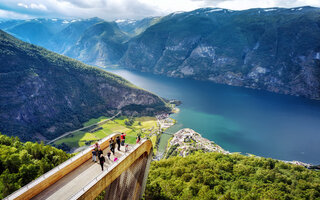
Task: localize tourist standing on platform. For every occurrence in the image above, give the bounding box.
[109,138,115,155]
[98,148,103,158]
[121,133,126,146]
[107,151,111,160]
[112,139,116,154]
[92,149,97,162]
[116,136,121,151]
[136,133,141,143]
[94,142,100,151]
[99,154,105,171]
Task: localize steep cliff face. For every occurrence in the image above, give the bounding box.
[121,7,320,99]
[0,31,168,141]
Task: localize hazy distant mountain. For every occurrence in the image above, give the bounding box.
[48,17,104,54]
[64,21,128,66]
[4,18,69,48]
[116,17,161,36]
[0,30,168,141]
[0,19,23,30]
[121,7,320,99]
[1,18,130,67]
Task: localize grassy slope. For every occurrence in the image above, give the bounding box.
[54,116,158,150]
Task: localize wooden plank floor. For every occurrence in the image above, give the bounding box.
[32,146,127,200]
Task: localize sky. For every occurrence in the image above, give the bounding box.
[0,0,319,20]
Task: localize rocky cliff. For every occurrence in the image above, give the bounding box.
[121,7,320,99]
[0,30,169,141]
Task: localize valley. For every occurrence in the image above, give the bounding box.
[0,30,170,141]
[1,6,320,100]
[1,3,320,199]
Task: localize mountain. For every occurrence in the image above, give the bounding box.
[1,18,129,67]
[3,7,320,99]
[0,30,169,141]
[64,21,128,66]
[48,17,104,54]
[4,18,69,49]
[121,6,320,100]
[0,19,23,30]
[116,17,161,36]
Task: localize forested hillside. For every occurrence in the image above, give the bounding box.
[0,30,169,141]
[145,152,320,200]
[0,133,71,198]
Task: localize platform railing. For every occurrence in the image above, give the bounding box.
[68,141,143,200]
[4,133,121,200]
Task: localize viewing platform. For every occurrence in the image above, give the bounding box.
[4,133,153,200]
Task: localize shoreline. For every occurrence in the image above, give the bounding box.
[164,128,316,168]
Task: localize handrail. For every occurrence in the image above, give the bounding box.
[69,140,147,200]
[3,133,121,200]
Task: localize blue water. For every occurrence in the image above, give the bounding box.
[106,69,320,164]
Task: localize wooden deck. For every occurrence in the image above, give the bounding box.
[32,147,126,200]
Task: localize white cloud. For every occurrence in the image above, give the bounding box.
[2,0,320,20]
[17,2,47,11]
[30,3,47,11]
[17,3,28,9]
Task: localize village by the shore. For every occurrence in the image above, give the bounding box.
[164,128,229,158]
[164,128,315,169]
[154,103,316,168]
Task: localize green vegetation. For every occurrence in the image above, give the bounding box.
[145,152,320,200]
[83,116,109,127]
[0,133,71,199]
[0,30,169,141]
[54,116,160,151]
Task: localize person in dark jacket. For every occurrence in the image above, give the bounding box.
[109,139,115,155]
[92,149,97,162]
[99,154,105,171]
[111,139,116,154]
[98,148,103,158]
[116,136,121,151]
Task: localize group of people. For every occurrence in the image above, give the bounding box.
[92,133,127,171]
